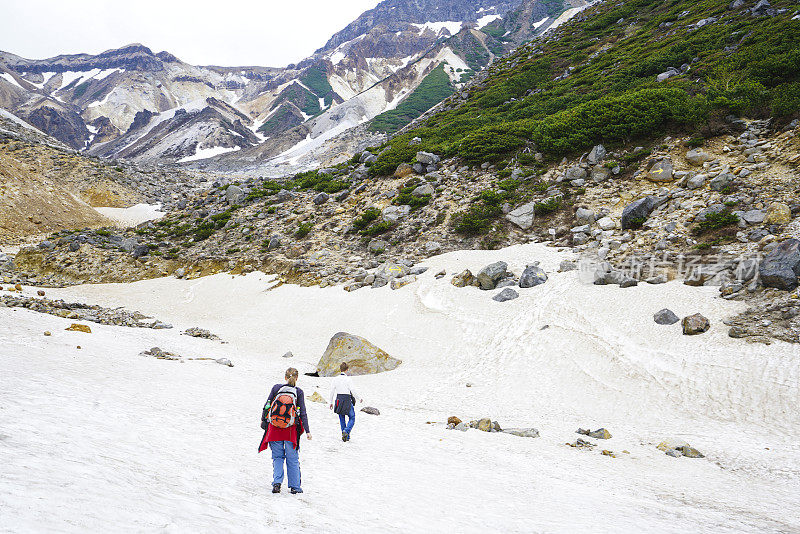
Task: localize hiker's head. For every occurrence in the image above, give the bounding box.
[285,367,299,386]
[340,362,349,373]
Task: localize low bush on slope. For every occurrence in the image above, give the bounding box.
[369,0,800,174]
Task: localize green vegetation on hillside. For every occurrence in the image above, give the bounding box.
[271,83,321,117]
[370,64,456,134]
[369,0,800,174]
[301,66,334,98]
[257,105,300,134]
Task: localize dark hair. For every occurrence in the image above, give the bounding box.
[340,362,349,372]
[285,367,299,386]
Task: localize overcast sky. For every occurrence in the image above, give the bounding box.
[1,0,381,67]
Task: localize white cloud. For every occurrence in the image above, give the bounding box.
[0,0,381,67]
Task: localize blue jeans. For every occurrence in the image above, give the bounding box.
[269,441,301,489]
[339,405,355,435]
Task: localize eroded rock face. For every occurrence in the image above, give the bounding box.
[316,332,402,377]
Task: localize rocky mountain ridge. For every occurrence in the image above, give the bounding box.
[0,0,583,172]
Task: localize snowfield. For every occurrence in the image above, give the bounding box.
[94,204,166,227]
[1,243,799,533]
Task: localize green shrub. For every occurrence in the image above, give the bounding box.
[533,197,562,215]
[370,64,455,134]
[360,220,393,236]
[353,208,381,230]
[693,210,739,235]
[295,223,313,239]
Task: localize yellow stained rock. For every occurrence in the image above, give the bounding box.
[765,202,792,225]
[65,324,92,333]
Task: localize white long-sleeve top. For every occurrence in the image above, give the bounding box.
[329,373,362,405]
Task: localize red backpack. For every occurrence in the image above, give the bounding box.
[268,386,298,429]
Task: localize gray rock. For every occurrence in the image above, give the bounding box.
[621,197,657,230]
[591,165,611,183]
[654,309,680,325]
[477,261,508,290]
[361,406,380,415]
[759,239,800,290]
[416,152,440,165]
[680,446,705,458]
[313,192,330,205]
[411,183,435,197]
[502,428,540,438]
[519,264,548,288]
[657,69,679,82]
[709,173,734,192]
[382,205,410,224]
[120,238,138,252]
[282,351,294,358]
[454,422,469,431]
[597,216,616,230]
[742,210,766,225]
[647,159,674,182]
[492,288,519,302]
[215,358,234,367]
[38,241,55,250]
[505,202,536,230]
[132,244,150,258]
[559,260,578,272]
[646,274,668,284]
[685,148,713,166]
[665,449,683,458]
[277,189,296,202]
[686,174,707,190]
[566,166,587,181]
[424,241,442,254]
[575,208,596,225]
[367,239,388,253]
[225,185,246,204]
[267,235,282,251]
[587,145,606,165]
[572,232,589,245]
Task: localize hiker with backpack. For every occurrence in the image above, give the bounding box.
[258,367,311,494]
[329,362,362,442]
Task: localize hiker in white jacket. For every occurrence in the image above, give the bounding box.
[329,362,362,442]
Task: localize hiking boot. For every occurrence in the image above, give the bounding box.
[272,483,281,494]
[290,487,303,494]
[342,431,349,442]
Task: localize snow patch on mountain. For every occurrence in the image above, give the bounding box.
[547,0,599,32]
[177,145,241,163]
[477,13,503,27]
[0,72,24,90]
[412,21,465,36]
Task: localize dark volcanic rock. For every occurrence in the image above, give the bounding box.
[759,239,800,291]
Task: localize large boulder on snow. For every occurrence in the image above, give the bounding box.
[316,332,402,377]
[759,239,800,290]
[477,261,508,290]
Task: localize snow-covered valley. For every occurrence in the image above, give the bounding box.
[1,243,799,532]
